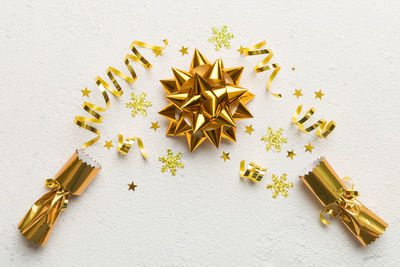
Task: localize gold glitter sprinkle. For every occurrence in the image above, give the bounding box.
[291,67,295,71]
[104,140,113,150]
[287,149,296,160]
[81,88,91,97]
[150,121,160,132]
[266,173,293,198]
[125,92,152,117]
[260,127,288,152]
[220,152,230,162]
[128,181,137,191]
[159,149,184,176]
[305,143,314,153]
[293,89,303,98]
[153,49,162,57]
[208,25,234,51]
[179,45,189,55]
[245,125,254,135]
[315,90,324,100]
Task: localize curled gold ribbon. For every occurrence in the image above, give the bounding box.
[319,177,359,225]
[75,40,168,149]
[117,134,148,159]
[240,160,267,182]
[240,41,281,97]
[292,104,336,138]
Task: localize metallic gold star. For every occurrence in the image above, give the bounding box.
[220,152,230,162]
[238,45,246,55]
[150,121,160,132]
[305,143,314,153]
[293,89,303,98]
[245,125,254,135]
[81,88,91,97]
[153,49,162,57]
[315,90,324,100]
[266,173,293,198]
[128,181,137,191]
[179,46,189,55]
[104,140,113,150]
[287,149,296,160]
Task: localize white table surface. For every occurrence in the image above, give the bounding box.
[1,0,399,266]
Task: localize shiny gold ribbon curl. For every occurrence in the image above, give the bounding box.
[240,160,267,182]
[320,177,359,225]
[239,41,281,98]
[117,134,148,159]
[75,40,168,149]
[292,104,336,138]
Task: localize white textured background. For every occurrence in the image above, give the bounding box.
[1,0,399,266]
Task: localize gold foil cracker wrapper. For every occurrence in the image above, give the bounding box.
[75,40,168,149]
[159,49,254,152]
[292,105,336,138]
[239,41,281,97]
[18,150,101,246]
[300,157,387,246]
[240,160,266,182]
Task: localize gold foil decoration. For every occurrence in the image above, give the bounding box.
[159,149,184,176]
[266,173,293,198]
[240,160,267,182]
[300,158,388,246]
[159,49,254,152]
[239,41,281,97]
[18,150,101,246]
[117,134,148,158]
[75,40,168,149]
[292,105,336,138]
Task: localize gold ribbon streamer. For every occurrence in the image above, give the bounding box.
[292,104,336,137]
[239,160,267,182]
[239,41,281,97]
[75,40,168,149]
[117,134,148,159]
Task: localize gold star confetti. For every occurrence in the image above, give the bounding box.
[291,67,295,71]
[287,149,296,160]
[315,90,324,100]
[159,149,184,176]
[150,121,160,132]
[179,45,189,55]
[220,152,230,162]
[81,88,91,97]
[125,92,152,117]
[293,89,303,98]
[153,49,162,57]
[237,45,245,55]
[266,173,293,198]
[128,181,137,191]
[245,125,255,135]
[104,140,113,150]
[261,127,288,152]
[208,25,234,51]
[305,143,314,153]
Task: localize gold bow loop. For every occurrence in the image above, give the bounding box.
[45,179,70,210]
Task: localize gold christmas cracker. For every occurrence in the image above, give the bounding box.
[18,150,101,246]
[292,105,336,137]
[300,158,387,246]
[240,160,267,182]
[75,40,168,149]
[239,40,281,97]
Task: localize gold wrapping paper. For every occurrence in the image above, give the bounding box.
[18,149,101,246]
[300,157,387,246]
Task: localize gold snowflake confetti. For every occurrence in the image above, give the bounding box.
[125,92,152,117]
[260,127,288,152]
[208,25,234,51]
[266,173,293,198]
[159,149,184,176]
